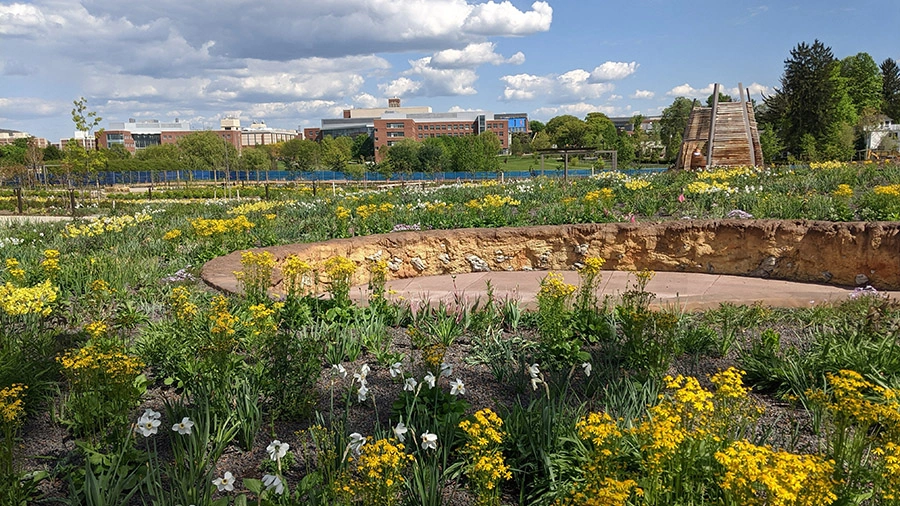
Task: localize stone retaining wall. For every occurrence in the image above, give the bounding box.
[201,220,900,295]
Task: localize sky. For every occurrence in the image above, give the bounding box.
[1,0,898,143]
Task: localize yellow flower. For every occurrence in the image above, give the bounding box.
[0,384,27,426]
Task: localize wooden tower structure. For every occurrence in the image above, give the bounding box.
[675,83,764,170]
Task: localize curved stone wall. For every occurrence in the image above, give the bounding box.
[201,220,900,295]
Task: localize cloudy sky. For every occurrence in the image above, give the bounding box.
[1,0,898,142]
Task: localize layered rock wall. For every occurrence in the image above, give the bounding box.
[201,220,900,295]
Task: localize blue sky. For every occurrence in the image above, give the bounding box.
[1,0,898,143]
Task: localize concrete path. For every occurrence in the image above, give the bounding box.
[355,270,898,311]
[0,215,77,225]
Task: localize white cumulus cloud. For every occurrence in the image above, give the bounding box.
[589,61,638,82]
[462,1,552,35]
[501,68,616,103]
[430,42,525,69]
[631,89,655,99]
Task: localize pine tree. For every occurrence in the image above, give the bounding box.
[882,58,900,121]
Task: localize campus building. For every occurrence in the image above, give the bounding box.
[0,129,49,148]
[310,99,513,161]
[98,117,300,154]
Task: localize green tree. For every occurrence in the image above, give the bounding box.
[531,131,552,151]
[240,146,270,180]
[763,40,841,157]
[705,92,732,107]
[475,131,502,173]
[384,139,421,179]
[280,138,320,173]
[418,138,446,177]
[759,126,785,163]
[43,144,63,161]
[510,132,531,155]
[65,97,107,186]
[320,136,352,172]
[840,52,883,114]
[106,143,131,160]
[177,131,236,181]
[546,115,587,147]
[584,112,618,150]
[350,134,375,162]
[529,120,545,134]
[882,58,900,122]
[616,131,636,167]
[659,97,696,162]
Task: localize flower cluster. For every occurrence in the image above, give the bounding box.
[234,250,275,301]
[356,202,395,219]
[459,408,511,505]
[353,437,412,505]
[167,286,198,320]
[538,272,576,300]
[873,184,900,197]
[715,440,837,506]
[685,180,735,195]
[832,184,854,198]
[227,200,282,215]
[4,258,25,281]
[624,179,651,191]
[162,228,182,241]
[41,249,60,277]
[62,212,152,238]
[189,215,254,236]
[584,188,615,204]
[0,279,58,317]
[465,194,521,210]
[0,384,26,426]
[810,160,848,170]
[280,254,312,297]
[58,343,144,389]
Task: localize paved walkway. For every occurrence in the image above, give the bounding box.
[355,271,898,311]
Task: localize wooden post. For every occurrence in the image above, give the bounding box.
[15,187,23,215]
[738,82,757,167]
[265,183,270,200]
[707,83,720,167]
[69,189,76,217]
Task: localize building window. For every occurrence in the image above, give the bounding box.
[386,122,405,129]
[387,132,404,138]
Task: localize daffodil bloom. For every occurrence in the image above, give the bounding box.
[404,377,418,391]
[354,364,370,385]
[440,362,454,377]
[450,378,466,396]
[172,417,194,435]
[393,421,408,442]
[531,377,543,391]
[143,408,161,420]
[422,431,438,450]
[358,383,369,402]
[262,474,284,495]
[582,362,592,377]
[390,362,403,378]
[212,471,235,492]
[349,432,366,455]
[136,412,161,437]
[267,440,289,461]
[424,372,436,388]
[332,363,347,379]
[528,363,541,378]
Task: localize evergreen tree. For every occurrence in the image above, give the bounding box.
[882,58,900,121]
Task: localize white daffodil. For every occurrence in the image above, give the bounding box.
[349,432,366,455]
[424,372,436,388]
[332,363,347,379]
[142,408,161,420]
[582,362,592,377]
[212,471,235,492]
[135,414,161,437]
[172,417,194,435]
[404,377,418,392]
[528,363,541,378]
[440,361,453,377]
[531,377,543,391]
[421,431,438,450]
[389,362,403,378]
[354,364,370,385]
[357,383,369,402]
[262,473,285,495]
[449,378,466,396]
[393,421,408,442]
[267,440,289,461]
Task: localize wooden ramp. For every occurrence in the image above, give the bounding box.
[675,83,764,169]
